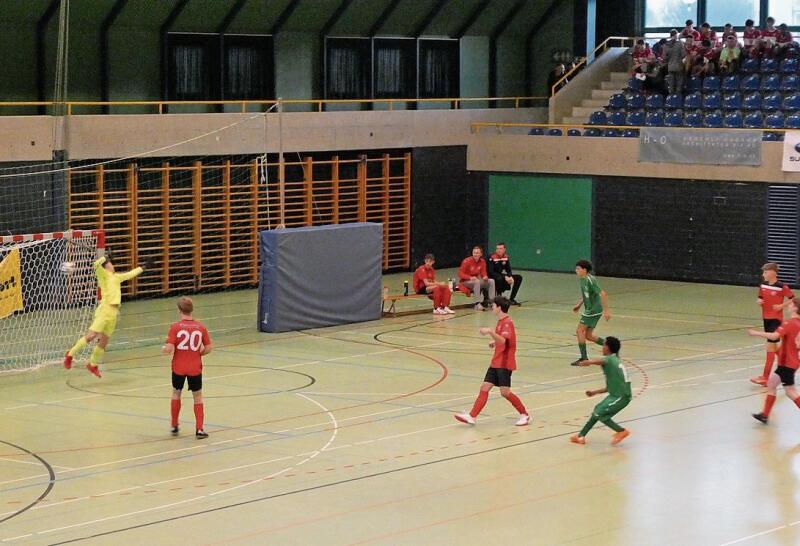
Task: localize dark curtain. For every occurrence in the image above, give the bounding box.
[419,40,459,98]
[224,36,273,100]
[171,43,207,100]
[374,39,413,98]
[327,38,369,99]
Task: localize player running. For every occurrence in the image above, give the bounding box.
[163,297,212,439]
[570,336,632,445]
[455,296,530,426]
[751,262,794,386]
[571,259,611,366]
[748,297,800,424]
[63,252,148,377]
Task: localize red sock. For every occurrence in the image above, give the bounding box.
[504,392,527,415]
[764,394,777,417]
[170,399,181,427]
[794,397,800,410]
[762,352,776,379]
[470,391,489,418]
[194,403,204,431]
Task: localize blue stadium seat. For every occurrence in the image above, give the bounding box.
[584,127,602,137]
[723,111,744,128]
[528,128,544,135]
[742,92,762,111]
[645,94,664,109]
[664,111,684,127]
[627,77,643,91]
[781,74,800,92]
[626,111,646,126]
[684,111,703,128]
[686,76,702,92]
[784,94,800,111]
[761,58,778,73]
[763,93,782,111]
[608,93,626,109]
[740,58,759,74]
[723,93,742,110]
[785,114,800,129]
[645,111,664,126]
[761,73,780,91]
[702,76,721,92]
[547,128,563,136]
[781,58,799,74]
[763,132,781,141]
[683,92,702,109]
[744,112,764,128]
[622,129,639,138]
[608,111,627,126]
[740,74,760,92]
[627,93,645,109]
[603,129,621,137]
[702,92,721,110]
[567,128,582,136]
[665,94,683,109]
[703,112,723,128]
[721,75,740,92]
[588,111,607,125]
[765,112,785,129]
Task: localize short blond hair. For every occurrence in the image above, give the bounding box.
[762,263,779,273]
[177,296,194,315]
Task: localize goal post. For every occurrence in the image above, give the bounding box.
[0,230,104,373]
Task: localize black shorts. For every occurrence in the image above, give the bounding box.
[172,372,202,392]
[764,319,782,333]
[483,367,512,387]
[775,366,796,386]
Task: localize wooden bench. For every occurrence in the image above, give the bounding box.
[381,287,472,317]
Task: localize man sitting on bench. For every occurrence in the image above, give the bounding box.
[413,253,455,315]
[459,246,495,311]
[488,242,522,306]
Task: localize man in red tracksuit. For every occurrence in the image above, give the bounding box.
[459,246,495,311]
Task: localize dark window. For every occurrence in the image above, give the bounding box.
[223,35,274,100]
[326,38,370,99]
[418,39,459,99]
[373,38,415,99]
[168,34,218,101]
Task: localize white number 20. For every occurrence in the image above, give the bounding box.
[176,330,202,351]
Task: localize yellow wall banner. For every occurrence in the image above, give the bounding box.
[0,249,23,319]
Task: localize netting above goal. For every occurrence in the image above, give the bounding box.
[0,230,102,373]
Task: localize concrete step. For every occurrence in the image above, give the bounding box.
[609,71,631,82]
[600,81,626,90]
[581,98,608,108]
[572,106,600,117]
[591,89,618,100]
[561,116,590,125]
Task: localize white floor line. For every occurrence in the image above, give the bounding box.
[718,524,789,546]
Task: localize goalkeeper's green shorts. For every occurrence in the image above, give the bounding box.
[89,304,119,337]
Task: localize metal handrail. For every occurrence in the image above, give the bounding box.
[550,36,643,97]
[471,121,782,133]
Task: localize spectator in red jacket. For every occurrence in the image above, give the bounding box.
[459,246,495,311]
[413,254,454,315]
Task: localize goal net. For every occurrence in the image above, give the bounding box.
[0,230,103,373]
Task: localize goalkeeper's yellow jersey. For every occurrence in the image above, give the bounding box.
[94,257,143,306]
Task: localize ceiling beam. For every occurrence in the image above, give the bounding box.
[413,0,448,37]
[369,0,402,37]
[271,0,302,34]
[100,0,129,110]
[454,0,490,39]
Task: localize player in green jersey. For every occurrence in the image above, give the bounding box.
[571,259,611,366]
[570,336,632,445]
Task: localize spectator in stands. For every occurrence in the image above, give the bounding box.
[699,23,719,46]
[663,29,686,95]
[680,19,700,41]
[488,243,522,306]
[652,37,667,59]
[631,39,655,74]
[775,24,794,59]
[683,34,700,73]
[756,17,779,57]
[718,35,742,75]
[413,254,454,315]
[743,19,761,57]
[693,39,718,77]
[459,246,495,311]
[722,23,737,42]
[547,64,568,96]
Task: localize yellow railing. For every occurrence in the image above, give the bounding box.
[471,122,785,133]
[551,36,642,97]
[0,96,548,116]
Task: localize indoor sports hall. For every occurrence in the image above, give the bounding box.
[1,1,800,545]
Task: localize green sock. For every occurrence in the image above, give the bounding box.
[595,337,605,346]
[90,346,105,366]
[580,415,599,437]
[68,337,88,357]
[601,417,624,433]
[579,343,588,360]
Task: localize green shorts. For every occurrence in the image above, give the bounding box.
[579,313,602,329]
[593,395,631,420]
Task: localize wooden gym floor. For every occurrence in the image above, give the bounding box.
[0,270,797,545]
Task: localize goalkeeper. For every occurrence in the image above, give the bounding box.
[63,252,148,377]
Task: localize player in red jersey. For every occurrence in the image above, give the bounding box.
[162,297,212,439]
[698,23,718,46]
[679,19,700,41]
[748,297,800,424]
[413,253,454,315]
[742,19,760,56]
[775,24,794,58]
[751,263,794,386]
[757,17,779,57]
[455,297,530,426]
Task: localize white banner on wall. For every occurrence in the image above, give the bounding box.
[782,131,800,172]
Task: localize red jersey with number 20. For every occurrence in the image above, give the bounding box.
[490,315,517,370]
[759,282,794,320]
[167,319,210,376]
[776,318,800,369]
